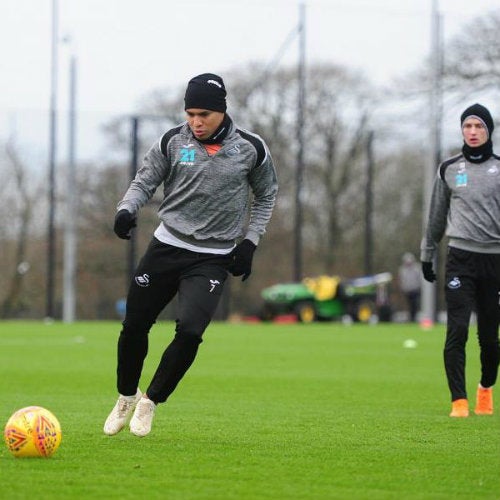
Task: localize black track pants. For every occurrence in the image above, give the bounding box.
[116,238,229,403]
[444,247,500,401]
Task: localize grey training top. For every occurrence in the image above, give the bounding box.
[421,152,500,262]
[117,119,278,250]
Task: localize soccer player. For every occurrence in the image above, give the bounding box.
[104,73,278,436]
[421,103,500,417]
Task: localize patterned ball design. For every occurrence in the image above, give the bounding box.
[4,406,62,458]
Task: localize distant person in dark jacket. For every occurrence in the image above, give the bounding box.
[398,252,421,322]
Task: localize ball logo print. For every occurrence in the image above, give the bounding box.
[4,406,62,458]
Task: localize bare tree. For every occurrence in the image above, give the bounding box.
[442,9,500,97]
[0,141,42,317]
[303,65,375,273]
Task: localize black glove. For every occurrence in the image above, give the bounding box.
[228,239,256,281]
[113,209,137,240]
[422,261,436,283]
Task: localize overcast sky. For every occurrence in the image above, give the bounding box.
[2,0,499,163]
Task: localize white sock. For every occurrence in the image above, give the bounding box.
[121,391,139,400]
[479,383,492,390]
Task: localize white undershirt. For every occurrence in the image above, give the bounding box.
[153,223,235,255]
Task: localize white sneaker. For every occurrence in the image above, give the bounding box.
[129,397,156,437]
[103,389,142,435]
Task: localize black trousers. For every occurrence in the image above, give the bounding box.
[444,247,500,401]
[116,238,230,403]
[405,291,420,322]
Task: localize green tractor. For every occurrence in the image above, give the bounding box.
[260,272,392,323]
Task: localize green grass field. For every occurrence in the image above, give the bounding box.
[1,320,499,499]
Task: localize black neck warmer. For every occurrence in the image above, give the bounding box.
[196,114,232,145]
[462,139,493,164]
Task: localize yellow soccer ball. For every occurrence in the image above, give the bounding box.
[4,406,62,458]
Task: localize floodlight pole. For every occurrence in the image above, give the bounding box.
[421,0,442,323]
[46,0,58,319]
[63,49,78,323]
[364,130,374,275]
[293,1,306,282]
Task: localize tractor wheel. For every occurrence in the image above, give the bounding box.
[294,301,317,323]
[354,301,376,323]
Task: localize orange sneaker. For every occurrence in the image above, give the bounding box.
[450,398,469,417]
[474,386,493,415]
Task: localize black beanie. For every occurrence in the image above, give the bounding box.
[461,103,494,138]
[184,73,227,112]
